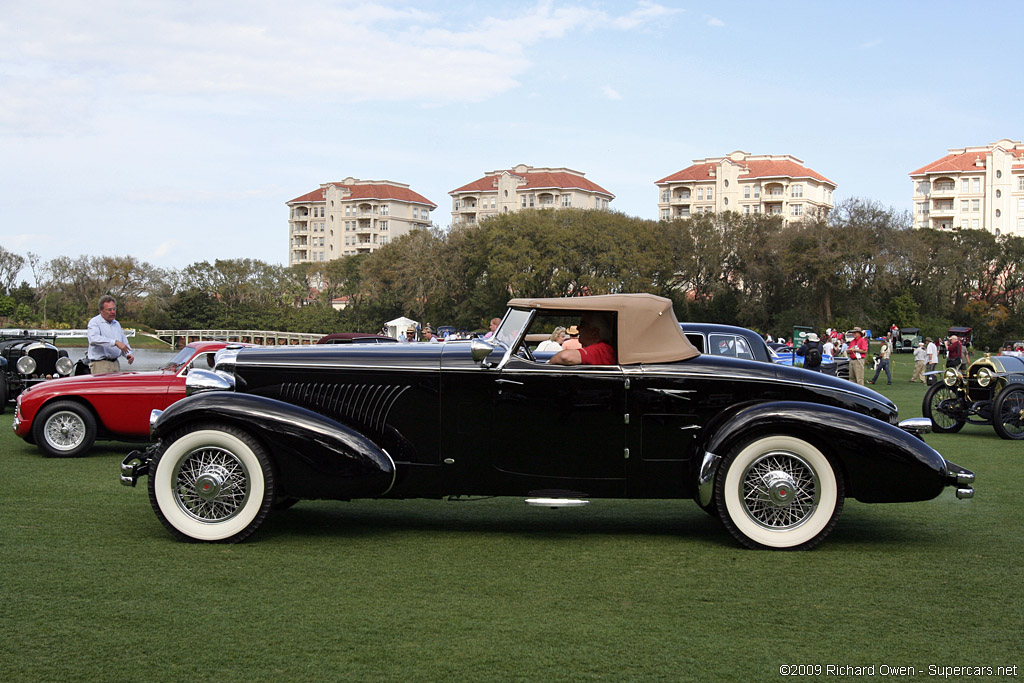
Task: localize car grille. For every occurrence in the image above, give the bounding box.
[28,346,58,375]
[966,377,994,402]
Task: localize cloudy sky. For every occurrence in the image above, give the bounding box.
[2,0,1022,279]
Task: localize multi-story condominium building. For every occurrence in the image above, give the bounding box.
[655,151,835,222]
[909,139,1024,235]
[287,178,436,265]
[449,164,614,226]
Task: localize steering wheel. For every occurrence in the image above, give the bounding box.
[515,343,536,362]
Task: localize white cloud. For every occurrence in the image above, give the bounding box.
[706,16,725,27]
[152,240,178,259]
[860,38,882,49]
[0,0,680,136]
[601,85,622,100]
[612,1,685,29]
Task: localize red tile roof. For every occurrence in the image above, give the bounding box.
[910,143,1024,176]
[451,170,613,197]
[656,158,834,186]
[909,152,988,176]
[288,183,435,207]
[288,188,326,203]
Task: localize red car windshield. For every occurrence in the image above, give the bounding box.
[162,346,198,370]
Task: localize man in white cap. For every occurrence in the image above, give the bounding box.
[796,332,824,372]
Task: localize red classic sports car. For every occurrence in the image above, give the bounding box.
[13,341,244,457]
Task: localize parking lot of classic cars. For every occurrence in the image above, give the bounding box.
[113,294,974,551]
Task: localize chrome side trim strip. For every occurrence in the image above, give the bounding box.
[379,448,397,497]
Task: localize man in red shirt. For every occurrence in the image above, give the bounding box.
[946,334,967,370]
[847,327,869,386]
[548,312,617,365]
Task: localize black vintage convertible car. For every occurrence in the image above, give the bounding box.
[121,294,974,550]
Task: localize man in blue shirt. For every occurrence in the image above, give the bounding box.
[87,295,134,373]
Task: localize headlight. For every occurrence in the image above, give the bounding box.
[976,367,993,387]
[16,355,37,375]
[56,356,75,376]
[185,369,235,396]
[943,368,961,387]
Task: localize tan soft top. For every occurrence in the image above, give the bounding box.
[506,293,700,365]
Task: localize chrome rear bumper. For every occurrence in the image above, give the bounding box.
[945,461,975,499]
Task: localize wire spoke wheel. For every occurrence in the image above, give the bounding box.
[43,410,88,451]
[740,451,819,530]
[32,400,97,458]
[993,386,1024,440]
[716,434,843,550]
[149,424,275,542]
[923,384,966,433]
[172,446,251,522]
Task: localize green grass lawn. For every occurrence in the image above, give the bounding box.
[2,357,1022,681]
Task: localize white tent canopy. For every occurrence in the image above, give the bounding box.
[384,316,419,340]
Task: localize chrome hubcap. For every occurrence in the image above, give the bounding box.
[741,451,820,530]
[764,471,797,505]
[172,447,250,522]
[194,465,231,501]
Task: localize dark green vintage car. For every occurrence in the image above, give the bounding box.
[924,353,1024,439]
[0,333,76,414]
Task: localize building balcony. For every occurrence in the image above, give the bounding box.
[931,186,956,197]
[931,204,955,216]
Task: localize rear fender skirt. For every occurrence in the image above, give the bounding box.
[697,401,949,503]
[154,392,395,500]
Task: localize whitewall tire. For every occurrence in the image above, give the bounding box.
[148,424,275,542]
[715,434,844,550]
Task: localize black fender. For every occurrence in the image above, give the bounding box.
[696,401,949,504]
[152,392,395,500]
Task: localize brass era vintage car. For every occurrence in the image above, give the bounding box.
[924,353,1024,439]
[121,294,974,550]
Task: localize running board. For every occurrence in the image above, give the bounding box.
[525,498,590,508]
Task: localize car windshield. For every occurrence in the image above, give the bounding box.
[161,346,196,370]
[493,308,533,350]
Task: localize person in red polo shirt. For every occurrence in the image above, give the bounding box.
[847,327,868,386]
[548,312,617,365]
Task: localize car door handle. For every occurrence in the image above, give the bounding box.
[496,379,524,386]
[651,388,696,400]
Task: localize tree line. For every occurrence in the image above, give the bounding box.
[3,197,1023,349]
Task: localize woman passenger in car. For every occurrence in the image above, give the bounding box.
[547,313,617,365]
[535,326,567,353]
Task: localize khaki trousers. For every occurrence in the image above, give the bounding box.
[849,358,865,385]
[89,359,120,374]
[911,360,925,382]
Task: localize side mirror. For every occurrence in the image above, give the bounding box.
[471,339,497,367]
